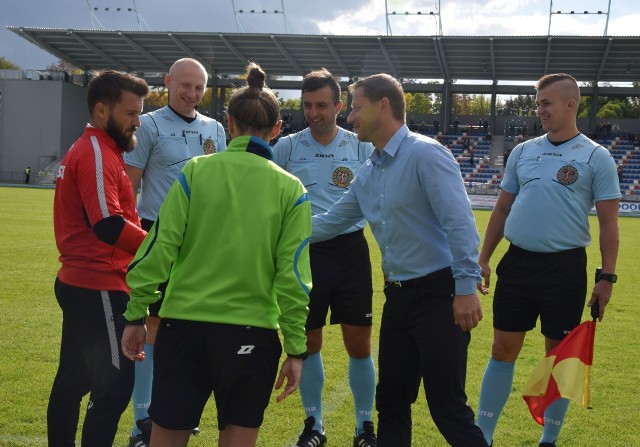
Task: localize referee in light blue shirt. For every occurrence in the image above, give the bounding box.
[312,74,488,447]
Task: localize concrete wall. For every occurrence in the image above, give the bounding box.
[59,82,90,159]
[1,79,60,180]
[0,79,87,182]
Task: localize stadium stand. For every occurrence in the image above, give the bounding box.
[414,130,503,191]
[601,136,640,197]
[37,160,61,185]
[447,134,502,190]
[410,128,640,198]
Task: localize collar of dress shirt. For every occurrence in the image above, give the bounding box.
[373,124,409,160]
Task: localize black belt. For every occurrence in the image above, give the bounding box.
[384,267,451,288]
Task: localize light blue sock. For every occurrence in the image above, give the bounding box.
[540,397,570,445]
[477,358,515,446]
[299,352,324,432]
[131,343,154,436]
[348,356,376,431]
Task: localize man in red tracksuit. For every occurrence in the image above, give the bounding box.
[48,70,149,447]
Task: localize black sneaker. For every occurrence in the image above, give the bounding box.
[129,417,152,447]
[293,416,327,447]
[128,434,147,447]
[539,444,556,447]
[353,421,377,447]
[128,433,147,447]
[191,427,200,436]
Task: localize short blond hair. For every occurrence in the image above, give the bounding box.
[535,73,580,102]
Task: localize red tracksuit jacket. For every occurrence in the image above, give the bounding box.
[54,126,146,293]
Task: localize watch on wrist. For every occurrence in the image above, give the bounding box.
[118,314,146,325]
[599,273,617,283]
[287,351,309,361]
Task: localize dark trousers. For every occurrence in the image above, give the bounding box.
[47,278,134,447]
[376,271,487,447]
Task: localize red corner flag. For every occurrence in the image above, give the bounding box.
[522,320,596,425]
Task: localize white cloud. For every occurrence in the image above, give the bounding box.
[602,13,640,37]
[312,0,385,35]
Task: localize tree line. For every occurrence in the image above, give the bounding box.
[2,57,638,119]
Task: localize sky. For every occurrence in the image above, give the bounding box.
[1,0,639,69]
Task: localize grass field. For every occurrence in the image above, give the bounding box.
[0,186,638,446]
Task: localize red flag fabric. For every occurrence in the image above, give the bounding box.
[522,320,595,425]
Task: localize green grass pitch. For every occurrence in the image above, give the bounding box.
[0,186,638,446]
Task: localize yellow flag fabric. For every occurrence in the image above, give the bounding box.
[523,320,595,425]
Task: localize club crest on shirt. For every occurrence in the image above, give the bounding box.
[557,165,578,185]
[203,137,216,154]
[333,166,354,188]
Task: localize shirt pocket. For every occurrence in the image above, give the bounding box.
[158,136,192,169]
[515,155,543,190]
[286,159,318,189]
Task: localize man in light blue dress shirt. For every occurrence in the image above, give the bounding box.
[312,74,488,447]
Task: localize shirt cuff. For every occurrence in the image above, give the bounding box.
[455,277,479,296]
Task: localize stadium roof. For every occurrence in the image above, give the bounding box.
[8,27,640,88]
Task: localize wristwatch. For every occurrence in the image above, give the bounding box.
[117,314,146,325]
[288,351,309,361]
[599,273,617,283]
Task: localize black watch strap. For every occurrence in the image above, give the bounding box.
[118,314,146,325]
[599,273,617,283]
[287,351,309,361]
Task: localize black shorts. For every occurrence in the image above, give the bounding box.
[493,244,587,340]
[141,218,164,317]
[148,319,282,430]
[307,229,373,330]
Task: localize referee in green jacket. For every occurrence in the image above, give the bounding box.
[121,62,312,447]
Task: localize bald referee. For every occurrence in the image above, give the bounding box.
[124,57,226,445]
